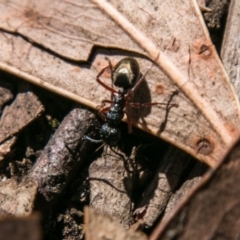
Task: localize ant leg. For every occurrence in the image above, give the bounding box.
[101,99,113,105]
[129,75,145,96]
[128,90,179,109]
[129,102,178,108]
[125,110,133,133]
[106,59,115,101]
[82,135,103,144]
[126,66,153,102]
[97,99,113,120]
[110,147,135,174]
[126,59,157,101]
[98,106,110,121]
[97,99,113,110]
[124,75,145,104]
[96,61,118,94]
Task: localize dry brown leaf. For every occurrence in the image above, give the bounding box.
[0,92,44,144]
[135,145,194,228]
[0,0,239,166]
[0,214,41,240]
[150,140,240,240]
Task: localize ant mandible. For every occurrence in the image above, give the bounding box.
[84,57,167,146]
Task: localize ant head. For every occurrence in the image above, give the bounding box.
[112,57,140,90]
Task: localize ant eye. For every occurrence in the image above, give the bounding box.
[112,57,140,89]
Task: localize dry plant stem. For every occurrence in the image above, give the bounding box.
[135,145,192,228]
[221,0,240,99]
[89,146,135,229]
[28,107,99,210]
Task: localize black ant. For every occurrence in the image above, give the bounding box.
[84,57,177,146]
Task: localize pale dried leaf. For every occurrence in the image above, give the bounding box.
[0,0,239,166]
[0,137,16,161]
[0,178,38,216]
[84,207,147,240]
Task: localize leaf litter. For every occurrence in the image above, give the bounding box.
[0,0,238,239]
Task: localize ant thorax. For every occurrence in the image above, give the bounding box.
[106,94,124,126]
[99,123,121,146]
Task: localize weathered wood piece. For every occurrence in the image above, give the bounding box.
[28,107,100,210]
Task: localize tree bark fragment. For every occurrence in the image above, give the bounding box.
[28,107,100,210]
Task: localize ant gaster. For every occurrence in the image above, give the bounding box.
[84,57,169,146]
